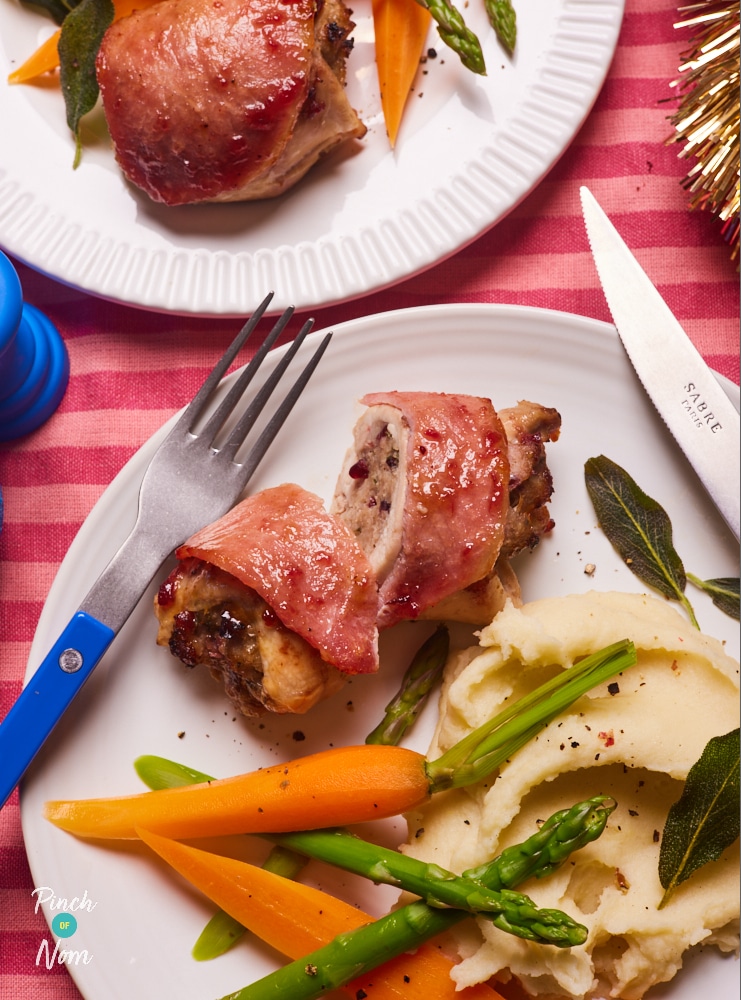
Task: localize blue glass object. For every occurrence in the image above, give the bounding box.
[0,251,70,441]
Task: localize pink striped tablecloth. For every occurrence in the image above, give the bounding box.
[0,0,738,996]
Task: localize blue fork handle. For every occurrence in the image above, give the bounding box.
[0,612,115,810]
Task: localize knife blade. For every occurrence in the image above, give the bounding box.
[580,186,740,541]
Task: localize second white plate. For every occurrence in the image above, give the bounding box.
[1,0,623,315]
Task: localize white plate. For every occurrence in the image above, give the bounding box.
[20,305,739,999]
[0,0,623,316]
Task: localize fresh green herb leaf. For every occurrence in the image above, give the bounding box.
[658,728,740,908]
[20,0,80,27]
[584,455,698,628]
[687,574,740,621]
[483,0,516,53]
[58,0,114,167]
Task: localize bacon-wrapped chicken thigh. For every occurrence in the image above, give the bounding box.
[154,483,379,716]
[331,392,560,627]
[96,0,366,205]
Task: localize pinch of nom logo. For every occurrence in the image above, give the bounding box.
[32,886,96,969]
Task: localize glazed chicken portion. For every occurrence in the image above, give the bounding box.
[153,399,560,718]
[153,484,379,717]
[331,392,512,628]
[96,0,367,205]
[155,559,346,716]
[332,394,561,627]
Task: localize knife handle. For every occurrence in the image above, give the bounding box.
[0,612,115,810]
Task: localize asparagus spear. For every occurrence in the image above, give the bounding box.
[267,828,586,945]
[218,796,614,1000]
[416,0,487,74]
[366,625,449,746]
[484,0,516,54]
[466,794,615,889]
[427,638,635,790]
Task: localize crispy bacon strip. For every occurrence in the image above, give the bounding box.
[96,0,365,205]
[176,483,379,674]
[332,392,510,629]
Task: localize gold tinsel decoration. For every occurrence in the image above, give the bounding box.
[668,1,740,262]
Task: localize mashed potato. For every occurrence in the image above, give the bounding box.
[402,591,740,1000]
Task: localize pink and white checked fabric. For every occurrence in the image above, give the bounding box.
[0,0,738,996]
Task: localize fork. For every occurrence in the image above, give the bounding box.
[0,293,332,810]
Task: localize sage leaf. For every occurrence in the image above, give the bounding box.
[688,575,741,621]
[584,456,698,627]
[658,728,740,907]
[20,0,80,27]
[58,0,114,167]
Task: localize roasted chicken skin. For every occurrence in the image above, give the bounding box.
[154,483,379,716]
[96,0,367,205]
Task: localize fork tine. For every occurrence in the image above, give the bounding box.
[218,316,315,461]
[197,305,296,445]
[232,330,333,488]
[171,292,274,436]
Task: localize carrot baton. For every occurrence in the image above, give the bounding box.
[136,797,611,999]
[47,742,427,839]
[7,0,161,85]
[44,639,636,840]
[137,827,503,1000]
[372,0,432,149]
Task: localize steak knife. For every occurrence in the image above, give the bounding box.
[580,186,740,541]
